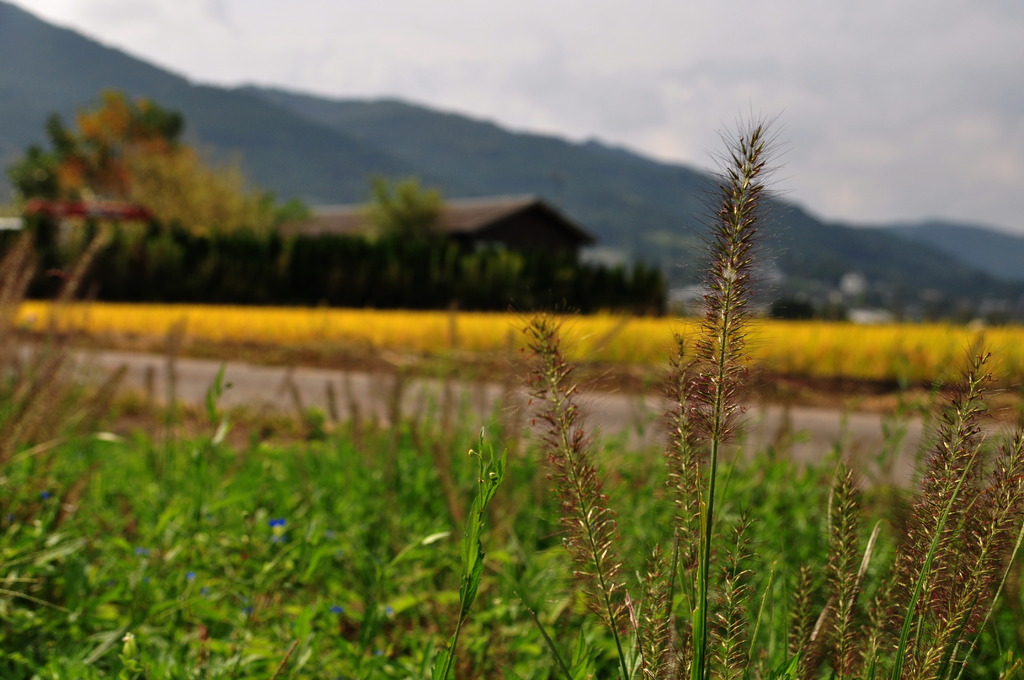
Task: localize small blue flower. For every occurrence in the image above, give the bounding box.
[200,586,210,596]
[186,571,196,581]
[39,490,52,500]
[242,605,254,615]
[329,605,344,615]
[385,606,394,616]
[134,547,150,556]
[374,649,383,657]
[268,518,288,542]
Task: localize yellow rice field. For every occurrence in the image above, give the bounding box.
[15,302,1024,386]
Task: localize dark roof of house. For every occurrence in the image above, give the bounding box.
[290,195,597,246]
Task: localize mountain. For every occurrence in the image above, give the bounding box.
[241,88,712,271]
[1,0,1021,311]
[879,221,1024,283]
[0,1,423,201]
[239,86,1023,303]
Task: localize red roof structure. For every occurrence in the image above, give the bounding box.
[24,199,152,222]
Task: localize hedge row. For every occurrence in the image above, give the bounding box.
[12,220,666,314]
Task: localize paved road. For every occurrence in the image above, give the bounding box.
[78,348,929,485]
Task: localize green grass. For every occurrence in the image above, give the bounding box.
[0,399,846,678]
[2,374,1023,678]
[0,398,1012,678]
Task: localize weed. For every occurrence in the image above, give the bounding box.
[523,121,1024,678]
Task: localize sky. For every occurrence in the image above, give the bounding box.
[8,0,1024,233]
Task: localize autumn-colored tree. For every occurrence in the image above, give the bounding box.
[7,90,302,235]
[127,144,307,236]
[8,90,182,202]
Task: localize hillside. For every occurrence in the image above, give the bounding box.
[246,86,1018,302]
[1,0,1021,308]
[0,1,423,201]
[242,88,713,267]
[881,221,1024,283]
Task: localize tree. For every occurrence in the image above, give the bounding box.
[769,296,816,320]
[363,176,443,240]
[8,91,182,203]
[7,90,302,235]
[127,146,306,236]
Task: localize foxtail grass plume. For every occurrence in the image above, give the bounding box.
[686,120,775,680]
[878,349,1024,679]
[525,316,631,679]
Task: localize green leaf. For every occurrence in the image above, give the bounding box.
[204,363,228,424]
[431,430,507,680]
[764,654,801,680]
[431,647,454,680]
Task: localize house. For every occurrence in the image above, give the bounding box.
[290,195,597,257]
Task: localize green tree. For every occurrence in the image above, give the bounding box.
[6,134,61,200]
[364,176,443,240]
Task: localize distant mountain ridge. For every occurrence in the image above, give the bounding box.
[1,0,1022,310]
[880,221,1024,283]
[0,1,420,200]
[242,86,1022,301]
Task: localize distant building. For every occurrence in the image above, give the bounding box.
[290,195,597,257]
[839,271,867,297]
[848,308,895,324]
[667,284,709,315]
